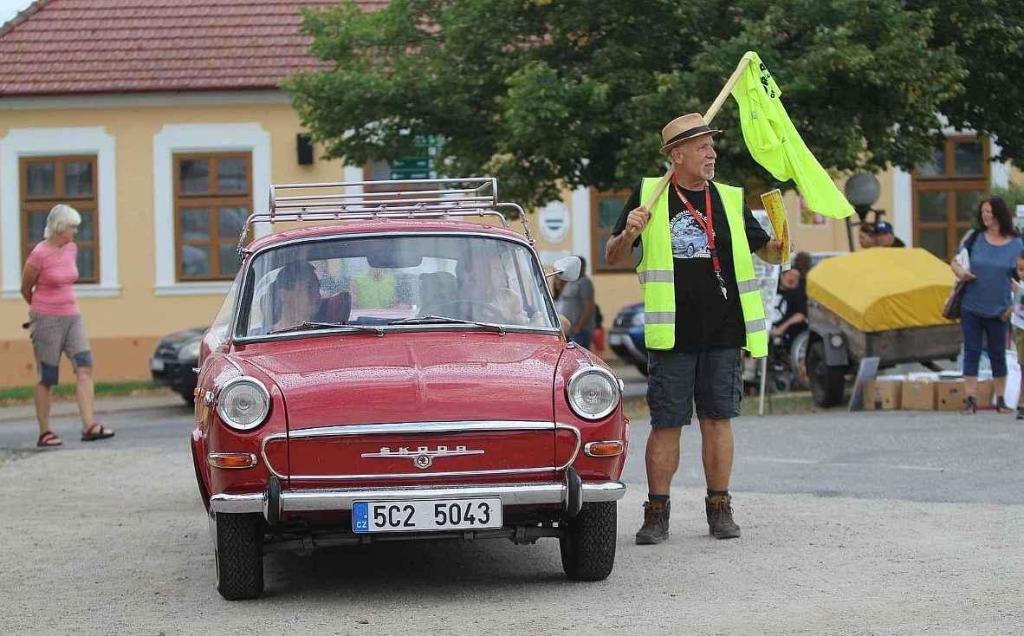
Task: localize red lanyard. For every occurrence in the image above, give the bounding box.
[673,182,728,299]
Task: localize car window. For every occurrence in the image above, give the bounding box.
[239,235,558,336]
[210,271,242,342]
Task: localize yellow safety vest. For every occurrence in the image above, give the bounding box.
[636,178,768,358]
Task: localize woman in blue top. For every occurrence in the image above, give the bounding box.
[951,197,1024,414]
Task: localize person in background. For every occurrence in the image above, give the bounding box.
[771,268,808,349]
[20,204,114,447]
[951,197,1023,414]
[870,220,906,247]
[792,251,813,278]
[554,255,596,349]
[1010,250,1024,420]
[858,221,877,249]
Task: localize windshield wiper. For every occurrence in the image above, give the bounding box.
[267,321,384,336]
[389,315,505,335]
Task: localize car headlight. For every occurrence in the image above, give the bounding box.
[631,312,645,327]
[566,367,620,420]
[215,377,270,431]
[178,338,202,361]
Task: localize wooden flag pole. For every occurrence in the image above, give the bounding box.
[639,55,753,212]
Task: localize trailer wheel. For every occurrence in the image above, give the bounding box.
[808,341,846,407]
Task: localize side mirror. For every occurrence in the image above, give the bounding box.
[550,256,582,282]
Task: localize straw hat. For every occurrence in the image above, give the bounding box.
[660,113,721,153]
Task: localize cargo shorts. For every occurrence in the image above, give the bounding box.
[28,311,93,386]
[647,348,743,427]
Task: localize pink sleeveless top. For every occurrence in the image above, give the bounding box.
[27,241,80,316]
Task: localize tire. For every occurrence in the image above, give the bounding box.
[559,501,617,581]
[790,331,811,390]
[215,513,264,600]
[807,341,846,407]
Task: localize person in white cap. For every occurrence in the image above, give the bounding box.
[606,113,784,543]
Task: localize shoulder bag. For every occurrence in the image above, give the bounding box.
[943,230,981,320]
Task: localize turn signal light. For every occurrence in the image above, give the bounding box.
[208,452,258,469]
[584,440,625,457]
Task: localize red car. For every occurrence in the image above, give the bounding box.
[191,178,629,599]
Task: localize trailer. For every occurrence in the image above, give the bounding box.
[805,248,962,407]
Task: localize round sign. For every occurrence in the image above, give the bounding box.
[538,201,570,243]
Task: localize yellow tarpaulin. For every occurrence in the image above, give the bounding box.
[807,248,957,332]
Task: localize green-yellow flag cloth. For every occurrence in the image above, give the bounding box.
[730,51,854,219]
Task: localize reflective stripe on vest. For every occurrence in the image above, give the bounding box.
[636,178,769,358]
[638,270,674,284]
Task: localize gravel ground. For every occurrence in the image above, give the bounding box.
[2,437,1022,635]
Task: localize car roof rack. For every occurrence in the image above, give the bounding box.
[237,176,530,255]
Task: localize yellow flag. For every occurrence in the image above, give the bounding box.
[730,52,854,219]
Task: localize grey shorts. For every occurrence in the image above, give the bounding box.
[647,348,742,427]
[28,311,93,386]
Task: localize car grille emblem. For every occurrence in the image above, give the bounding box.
[361,445,485,470]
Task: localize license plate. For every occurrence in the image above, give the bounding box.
[609,334,624,345]
[352,497,503,533]
[150,358,165,371]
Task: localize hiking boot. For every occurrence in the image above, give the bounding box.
[635,500,670,545]
[706,494,741,540]
[1017,406,1024,421]
[996,396,1012,414]
[962,396,978,415]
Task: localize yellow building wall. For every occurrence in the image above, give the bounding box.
[0,101,342,387]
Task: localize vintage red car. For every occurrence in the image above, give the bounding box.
[191,178,629,599]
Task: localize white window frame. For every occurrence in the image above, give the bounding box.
[1,127,119,298]
[153,123,271,295]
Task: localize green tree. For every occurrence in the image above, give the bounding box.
[288,0,985,209]
[909,0,1024,163]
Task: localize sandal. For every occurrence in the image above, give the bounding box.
[81,422,115,442]
[36,430,63,447]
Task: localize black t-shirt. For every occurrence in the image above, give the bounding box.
[612,181,770,352]
[775,279,808,338]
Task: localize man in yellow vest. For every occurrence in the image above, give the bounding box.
[606,113,784,543]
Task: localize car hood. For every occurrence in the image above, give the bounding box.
[235,331,563,427]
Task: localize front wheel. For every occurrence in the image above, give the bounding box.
[215,512,264,600]
[807,341,846,407]
[560,501,617,581]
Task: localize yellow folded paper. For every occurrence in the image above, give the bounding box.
[759,189,790,268]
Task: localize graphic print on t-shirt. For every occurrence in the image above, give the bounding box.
[670,213,711,259]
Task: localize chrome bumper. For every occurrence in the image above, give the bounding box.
[209,480,626,516]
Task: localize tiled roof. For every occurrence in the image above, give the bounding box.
[0,0,387,96]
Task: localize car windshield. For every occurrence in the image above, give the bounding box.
[238,234,558,337]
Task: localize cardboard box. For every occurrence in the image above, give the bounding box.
[863,378,902,411]
[977,378,994,409]
[901,380,936,410]
[936,379,967,411]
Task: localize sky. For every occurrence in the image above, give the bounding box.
[0,0,34,26]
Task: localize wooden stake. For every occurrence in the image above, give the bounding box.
[639,55,753,212]
[703,54,753,123]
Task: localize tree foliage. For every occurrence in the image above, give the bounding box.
[287,0,1018,209]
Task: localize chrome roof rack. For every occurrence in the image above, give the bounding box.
[237,176,530,254]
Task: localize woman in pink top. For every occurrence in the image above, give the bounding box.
[21,204,114,447]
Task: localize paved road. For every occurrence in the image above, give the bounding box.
[1,404,1022,634]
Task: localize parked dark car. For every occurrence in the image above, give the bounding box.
[608,303,647,376]
[150,326,206,405]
